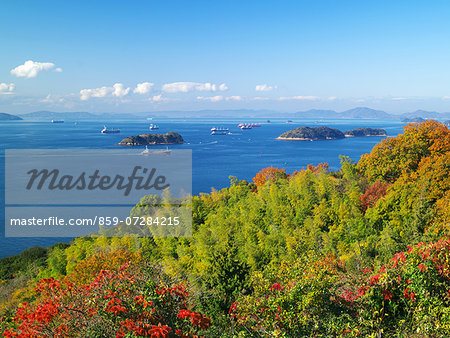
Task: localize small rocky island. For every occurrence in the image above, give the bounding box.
[0,113,22,120]
[118,132,184,145]
[344,128,387,137]
[277,126,387,141]
[277,126,345,141]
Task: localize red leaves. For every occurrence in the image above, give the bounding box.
[418,263,428,272]
[270,283,283,291]
[3,256,210,337]
[177,309,211,330]
[382,290,393,301]
[105,298,128,315]
[369,274,380,286]
[402,288,416,302]
[359,180,390,212]
[149,323,172,337]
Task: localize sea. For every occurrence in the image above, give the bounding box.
[0,117,405,258]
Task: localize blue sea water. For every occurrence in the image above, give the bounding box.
[0,117,404,258]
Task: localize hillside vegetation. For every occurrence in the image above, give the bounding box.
[1,120,449,337]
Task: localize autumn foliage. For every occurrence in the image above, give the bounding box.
[2,252,210,337]
[359,180,390,212]
[252,167,288,187]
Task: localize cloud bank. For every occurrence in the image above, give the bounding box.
[10,60,59,78]
[133,82,154,94]
[162,82,228,93]
[80,83,130,100]
[255,84,276,92]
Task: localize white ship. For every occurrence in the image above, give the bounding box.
[141,146,171,155]
[101,125,120,134]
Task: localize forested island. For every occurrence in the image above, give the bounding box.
[277,126,387,141]
[0,113,22,120]
[277,126,345,140]
[118,132,184,145]
[0,121,449,337]
[344,127,387,137]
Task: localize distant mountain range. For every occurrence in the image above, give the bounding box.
[10,108,450,121]
[295,107,393,119]
[0,113,22,120]
[18,111,144,120]
[295,107,450,120]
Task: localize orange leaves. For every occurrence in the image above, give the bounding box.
[358,120,450,182]
[306,162,330,173]
[252,167,288,187]
[67,250,142,285]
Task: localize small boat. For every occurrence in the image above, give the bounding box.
[286,120,293,123]
[101,125,120,134]
[141,146,171,155]
[211,127,229,133]
[251,123,261,127]
[149,124,159,130]
[51,120,64,123]
[211,130,229,135]
[266,120,271,123]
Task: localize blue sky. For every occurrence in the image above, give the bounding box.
[1,0,450,114]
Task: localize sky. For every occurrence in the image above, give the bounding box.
[2,0,450,114]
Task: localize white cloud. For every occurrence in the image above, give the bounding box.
[80,83,130,100]
[162,82,228,93]
[197,95,223,102]
[40,94,64,103]
[80,86,113,100]
[225,96,243,101]
[112,83,130,97]
[255,84,276,92]
[327,96,337,101]
[392,97,407,101]
[218,83,228,91]
[134,82,154,94]
[0,83,15,94]
[10,60,57,78]
[150,94,168,102]
[278,95,319,101]
[55,67,63,72]
[252,96,270,101]
[443,96,450,100]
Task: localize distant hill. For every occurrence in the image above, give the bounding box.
[294,109,339,118]
[339,107,393,119]
[294,107,394,119]
[0,113,22,120]
[400,110,450,120]
[402,117,427,123]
